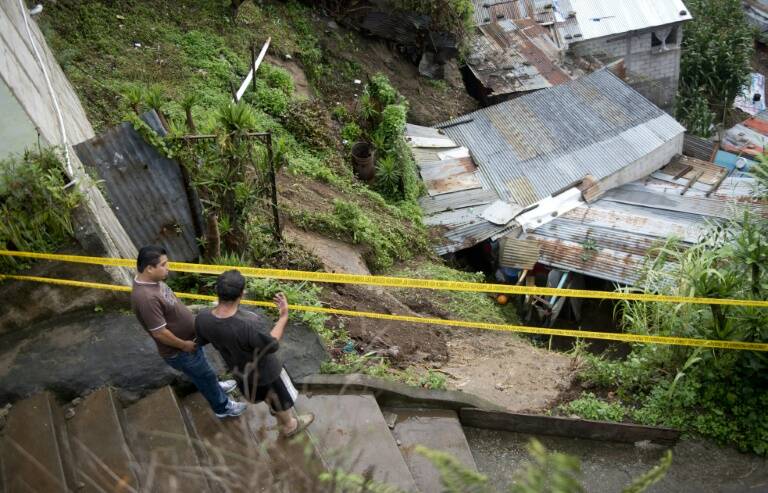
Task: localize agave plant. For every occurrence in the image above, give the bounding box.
[143,84,166,113]
[375,153,401,199]
[122,84,145,115]
[217,101,258,134]
[180,94,200,134]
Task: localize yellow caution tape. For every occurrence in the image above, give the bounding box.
[2,273,767,352]
[2,249,768,308]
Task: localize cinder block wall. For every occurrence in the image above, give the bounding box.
[0,0,136,283]
[569,23,684,111]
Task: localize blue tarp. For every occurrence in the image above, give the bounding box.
[714,150,754,171]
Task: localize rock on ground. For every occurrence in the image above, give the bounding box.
[0,308,327,405]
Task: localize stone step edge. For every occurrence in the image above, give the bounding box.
[295,373,504,411]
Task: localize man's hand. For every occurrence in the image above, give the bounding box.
[274,292,289,319]
[181,340,197,353]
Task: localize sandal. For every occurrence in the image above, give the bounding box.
[283,413,315,438]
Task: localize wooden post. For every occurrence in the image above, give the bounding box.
[229,81,238,101]
[266,133,281,242]
[251,43,258,94]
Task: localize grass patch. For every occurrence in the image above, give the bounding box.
[321,353,447,390]
[558,392,627,422]
[290,199,428,271]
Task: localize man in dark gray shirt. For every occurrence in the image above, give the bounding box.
[131,245,246,419]
[195,270,314,437]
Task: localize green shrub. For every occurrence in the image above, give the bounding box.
[559,392,627,422]
[245,277,332,343]
[341,122,363,143]
[258,62,294,96]
[291,199,422,271]
[243,81,290,117]
[0,149,81,270]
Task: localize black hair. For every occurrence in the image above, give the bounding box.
[137,245,167,273]
[216,270,246,302]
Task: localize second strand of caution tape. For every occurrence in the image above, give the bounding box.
[2,273,766,352]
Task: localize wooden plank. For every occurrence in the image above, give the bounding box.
[459,409,679,445]
[680,170,704,196]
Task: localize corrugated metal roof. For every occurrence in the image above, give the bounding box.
[523,172,768,284]
[472,0,536,26]
[530,236,646,285]
[419,188,498,215]
[568,0,692,41]
[437,70,685,206]
[74,111,201,261]
[467,19,571,98]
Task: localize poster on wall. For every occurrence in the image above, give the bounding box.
[734,72,766,116]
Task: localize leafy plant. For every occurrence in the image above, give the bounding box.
[245,277,332,343]
[341,122,362,143]
[0,149,81,271]
[559,392,627,422]
[677,0,754,130]
[375,154,402,197]
[510,439,584,493]
[416,446,491,493]
[121,84,146,115]
[582,211,768,455]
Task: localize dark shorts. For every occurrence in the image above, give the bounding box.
[240,369,297,413]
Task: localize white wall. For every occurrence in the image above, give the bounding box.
[586,132,684,201]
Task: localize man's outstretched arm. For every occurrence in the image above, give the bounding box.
[270,292,289,341]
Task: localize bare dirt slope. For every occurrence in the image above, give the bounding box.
[292,229,576,412]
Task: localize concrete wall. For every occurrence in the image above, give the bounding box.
[0,78,38,158]
[587,131,684,201]
[0,0,136,283]
[569,23,685,111]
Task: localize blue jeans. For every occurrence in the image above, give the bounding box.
[164,347,228,414]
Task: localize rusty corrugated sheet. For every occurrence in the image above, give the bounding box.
[530,236,644,285]
[74,111,200,261]
[683,133,716,162]
[467,19,571,99]
[472,0,534,25]
[419,157,481,196]
[499,236,540,269]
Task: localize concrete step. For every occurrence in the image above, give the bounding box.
[66,387,139,492]
[298,392,418,491]
[0,392,74,493]
[124,386,210,492]
[384,408,478,493]
[182,392,274,492]
[183,392,325,492]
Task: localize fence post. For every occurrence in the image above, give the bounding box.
[266,132,281,242]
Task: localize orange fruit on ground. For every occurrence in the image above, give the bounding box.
[496,294,508,305]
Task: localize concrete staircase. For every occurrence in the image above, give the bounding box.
[0,386,481,492]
